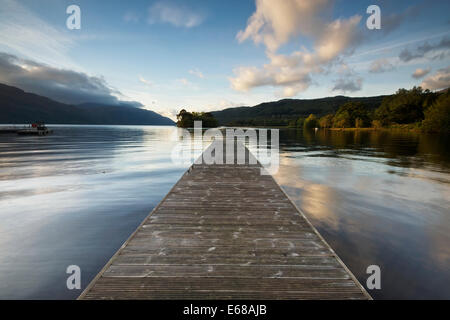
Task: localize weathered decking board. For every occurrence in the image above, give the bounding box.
[80,141,370,300]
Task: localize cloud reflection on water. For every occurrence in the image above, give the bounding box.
[273,129,450,299]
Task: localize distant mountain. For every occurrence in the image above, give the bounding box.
[0,83,174,125]
[211,95,387,126]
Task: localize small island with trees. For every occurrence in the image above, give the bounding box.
[176,109,219,128]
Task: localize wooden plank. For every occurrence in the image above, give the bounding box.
[79,141,370,300]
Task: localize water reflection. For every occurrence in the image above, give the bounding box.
[0,125,189,299]
[274,129,450,299]
[0,126,449,299]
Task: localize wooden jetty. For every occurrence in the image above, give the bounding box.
[80,141,370,300]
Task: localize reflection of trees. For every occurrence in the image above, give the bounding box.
[417,134,450,170]
[279,128,450,171]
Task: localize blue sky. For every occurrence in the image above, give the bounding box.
[0,0,449,119]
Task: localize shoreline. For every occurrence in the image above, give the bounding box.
[223,125,425,133]
[326,127,421,133]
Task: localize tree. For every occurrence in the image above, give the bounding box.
[288,119,297,127]
[355,118,364,128]
[375,86,436,125]
[319,114,334,128]
[296,117,305,128]
[371,120,382,129]
[176,109,193,128]
[333,102,370,128]
[193,112,218,128]
[304,114,318,129]
[422,91,450,133]
[176,109,218,128]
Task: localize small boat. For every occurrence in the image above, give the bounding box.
[17,122,53,136]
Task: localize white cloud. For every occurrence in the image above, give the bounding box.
[236,0,331,53]
[399,36,450,62]
[177,78,190,86]
[332,64,362,93]
[189,68,204,78]
[412,67,431,79]
[315,16,362,62]
[231,0,362,97]
[216,99,245,109]
[139,76,153,87]
[148,2,204,28]
[332,77,363,93]
[0,0,76,69]
[124,11,140,23]
[369,58,395,73]
[421,66,450,91]
[352,31,450,59]
[229,59,312,97]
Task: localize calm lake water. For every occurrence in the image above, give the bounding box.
[0,125,449,299]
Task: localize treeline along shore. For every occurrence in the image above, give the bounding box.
[209,87,449,133]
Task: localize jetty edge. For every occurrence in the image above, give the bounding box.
[79,140,371,300]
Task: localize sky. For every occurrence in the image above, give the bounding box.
[0,0,449,119]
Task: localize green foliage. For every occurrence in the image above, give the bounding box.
[212,96,385,126]
[332,111,350,128]
[371,120,382,129]
[176,109,193,127]
[287,117,306,128]
[422,91,450,133]
[304,114,318,129]
[355,118,364,128]
[176,109,218,128]
[319,114,333,128]
[375,86,437,125]
[287,119,297,127]
[296,117,305,128]
[177,86,449,131]
[332,102,370,128]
